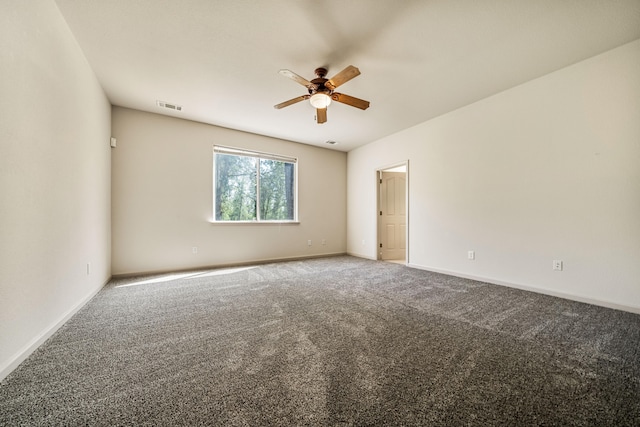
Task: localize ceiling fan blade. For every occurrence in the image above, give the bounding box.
[279,69,317,90]
[325,65,360,90]
[316,107,327,124]
[331,92,370,110]
[274,95,309,109]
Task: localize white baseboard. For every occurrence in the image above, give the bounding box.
[0,280,108,382]
[406,263,640,315]
[346,251,377,261]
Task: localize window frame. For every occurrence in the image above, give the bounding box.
[212,145,299,224]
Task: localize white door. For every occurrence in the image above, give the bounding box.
[379,171,406,260]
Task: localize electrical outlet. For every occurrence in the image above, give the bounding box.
[468,251,475,260]
[322,239,326,245]
[553,260,563,271]
[307,240,312,246]
[192,247,198,254]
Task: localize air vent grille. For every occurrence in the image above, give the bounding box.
[156,100,183,112]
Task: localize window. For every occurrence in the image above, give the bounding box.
[214,146,297,222]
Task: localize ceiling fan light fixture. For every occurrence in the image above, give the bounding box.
[309,92,331,109]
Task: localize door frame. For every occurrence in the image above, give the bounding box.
[376,160,409,263]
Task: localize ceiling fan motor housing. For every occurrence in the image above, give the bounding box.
[310,68,330,96]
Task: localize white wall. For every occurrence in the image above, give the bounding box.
[111,107,347,275]
[348,39,640,312]
[0,1,112,379]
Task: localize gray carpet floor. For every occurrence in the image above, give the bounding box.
[1,256,639,426]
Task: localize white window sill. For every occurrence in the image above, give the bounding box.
[209,220,300,225]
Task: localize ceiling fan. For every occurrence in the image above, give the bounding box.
[274,65,370,124]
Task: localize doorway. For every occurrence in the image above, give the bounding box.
[377,162,408,263]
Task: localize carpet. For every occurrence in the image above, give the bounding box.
[1,256,639,426]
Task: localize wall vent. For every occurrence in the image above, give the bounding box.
[156,100,183,112]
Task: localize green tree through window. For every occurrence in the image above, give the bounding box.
[214,147,296,222]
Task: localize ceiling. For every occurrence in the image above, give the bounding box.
[54,0,640,152]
